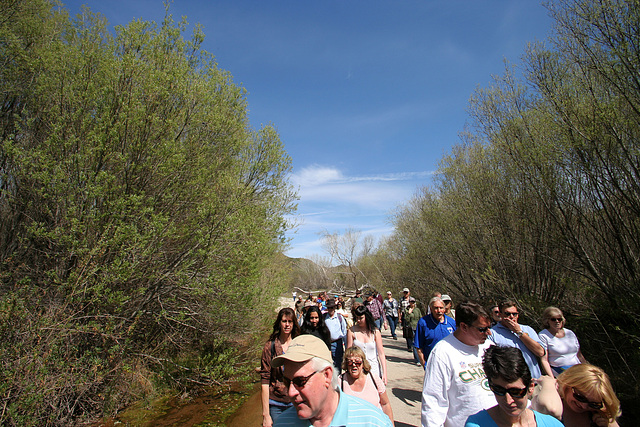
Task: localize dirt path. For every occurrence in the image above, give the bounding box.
[228,300,425,426]
[379,330,424,427]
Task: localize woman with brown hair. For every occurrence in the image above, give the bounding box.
[260,307,301,427]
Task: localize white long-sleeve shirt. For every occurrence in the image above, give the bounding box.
[421,334,496,427]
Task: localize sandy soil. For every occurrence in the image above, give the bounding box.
[379,328,424,427]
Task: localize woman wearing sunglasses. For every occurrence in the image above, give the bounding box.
[538,307,587,377]
[465,346,563,426]
[532,364,621,426]
[340,346,394,425]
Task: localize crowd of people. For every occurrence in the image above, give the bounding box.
[259,289,622,427]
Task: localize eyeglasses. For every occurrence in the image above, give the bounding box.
[550,317,563,322]
[489,381,528,398]
[503,311,519,318]
[347,359,363,367]
[471,325,491,333]
[283,370,322,389]
[572,388,603,410]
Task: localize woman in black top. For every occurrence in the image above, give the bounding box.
[300,305,331,348]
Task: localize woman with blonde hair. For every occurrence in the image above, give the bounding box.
[340,346,394,424]
[532,363,621,426]
[539,306,587,377]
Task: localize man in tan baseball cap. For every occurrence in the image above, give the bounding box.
[272,335,392,427]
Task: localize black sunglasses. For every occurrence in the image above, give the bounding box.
[283,370,321,389]
[572,387,603,410]
[489,381,529,398]
[471,325,491,333]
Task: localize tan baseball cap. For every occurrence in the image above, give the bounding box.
[271,335,332,367]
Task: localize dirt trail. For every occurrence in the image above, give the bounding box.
[379,330,424,427]
[228,298,424,426]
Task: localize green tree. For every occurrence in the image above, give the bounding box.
[0,1,296,425]
[390,0,640,419]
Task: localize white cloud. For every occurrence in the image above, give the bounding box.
[285,165,433,259]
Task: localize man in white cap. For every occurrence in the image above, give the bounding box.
[440,294,455,319]
[272,335,392,427]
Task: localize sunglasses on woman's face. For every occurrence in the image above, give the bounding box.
[347,359,363,367]
[488,381,528,398]
[572,387,603,410]
[550,317,563,322]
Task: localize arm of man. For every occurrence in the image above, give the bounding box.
[517,326,546,358]
[340,314,347,344]
[421,348,451,427]
[414,318,425,365]
[501,320,545,358]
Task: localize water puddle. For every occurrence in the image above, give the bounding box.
[91,383,261,427]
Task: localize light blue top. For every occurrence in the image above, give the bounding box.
[275,389,393,427]
[324,311,347,343]
[489,323,544,378]
[465,408,564,426]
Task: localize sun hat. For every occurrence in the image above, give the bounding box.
[271,335,332,367]
[403,288,410,292]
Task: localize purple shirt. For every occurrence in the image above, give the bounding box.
[366,298,384,320]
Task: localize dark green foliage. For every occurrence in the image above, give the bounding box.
[0,0,295,424]
[390,0,640,422]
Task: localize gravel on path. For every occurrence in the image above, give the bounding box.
[379,330,424,427]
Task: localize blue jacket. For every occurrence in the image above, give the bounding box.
[414,314,456,364]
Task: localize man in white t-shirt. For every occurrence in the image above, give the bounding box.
[421,301,497,427]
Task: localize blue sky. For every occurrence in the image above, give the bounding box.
[62,0,553,260]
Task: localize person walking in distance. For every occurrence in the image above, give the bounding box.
[323,299,347,372]
[399,288,412,350]
[383,291,399,340]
